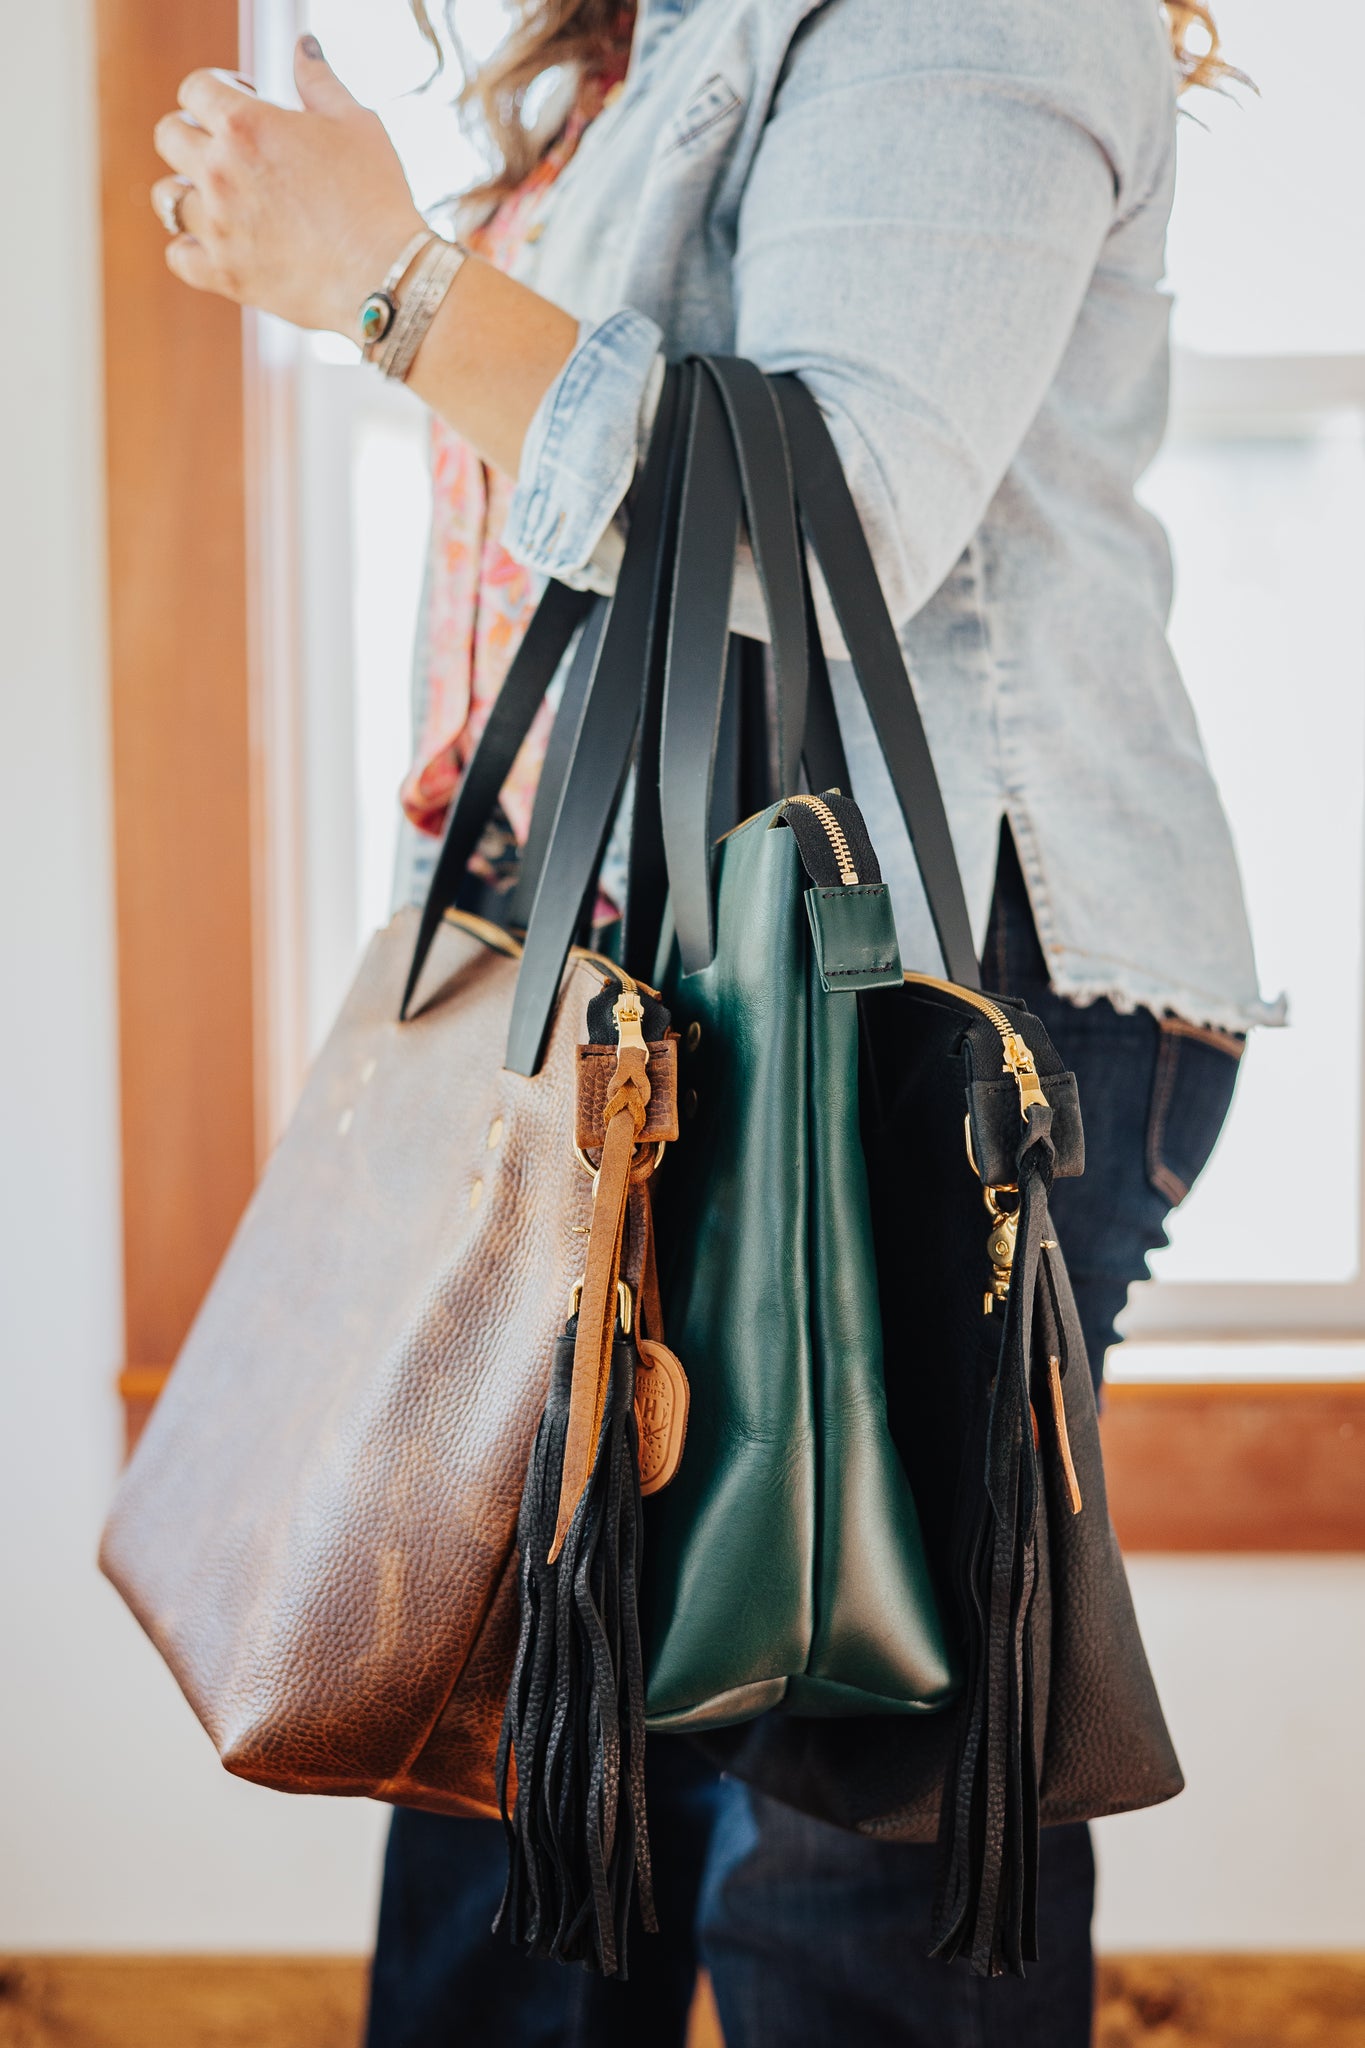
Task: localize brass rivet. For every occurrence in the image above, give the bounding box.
[683,1088,699,1119]
[486,1116,504,1150]
[468,1178,483,1211]
[685,1021,702,1053]
[337,1108,354,1137]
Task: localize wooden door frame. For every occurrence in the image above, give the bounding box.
[95,2,1365,1544]
[98,0,261,1441]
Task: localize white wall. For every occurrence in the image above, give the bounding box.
[0,3,1360,1960]
[1096,1559,1365,1951]
[0,5,387,1954]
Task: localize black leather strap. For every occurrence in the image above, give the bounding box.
[504,362,688,1076]
[702,358,808,796]
[799,574,853,796]
[661,360,827,975]
[772,374,981,989]
[507,596,608,930]
[658,368,743,976]
[619,362,692,977]
[399,576,593,1018]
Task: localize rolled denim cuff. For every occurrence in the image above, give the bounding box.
[503,308,666,591]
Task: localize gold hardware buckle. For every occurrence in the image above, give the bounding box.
[569,1277,633,1336]
[573,1139,667,1184]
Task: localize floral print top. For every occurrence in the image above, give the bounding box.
[400,59,631,870]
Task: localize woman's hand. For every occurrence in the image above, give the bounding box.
[151,33,581,480]
[151,37,427,339]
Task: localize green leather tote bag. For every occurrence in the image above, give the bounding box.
[646,786,955,1729]
[477,358,959,1734]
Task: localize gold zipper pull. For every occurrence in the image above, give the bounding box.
[1001,1031,1048,1116]
[612,990,648,1057]
[983,1188,1019,1313]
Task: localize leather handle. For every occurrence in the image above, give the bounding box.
[399,576,593,1018]
[504,362,690,1076]
[507,596,609,930]
[702,358,808,797]
[772,374,981,989]
[659,359,818,974]
[658,368,743,977]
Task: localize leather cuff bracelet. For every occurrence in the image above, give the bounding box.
[365,236,469,383]
[357,229,434,352]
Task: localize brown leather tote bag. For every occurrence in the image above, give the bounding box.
[101,372,690,1824]
[101,909,603,1816]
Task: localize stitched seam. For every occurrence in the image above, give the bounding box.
[1145,1028,1181,1199]
[1158,1015,1245,1059]
[822,962,897,978]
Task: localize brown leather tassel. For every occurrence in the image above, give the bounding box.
[496,973,679,1977]
[551,1026,652,1559]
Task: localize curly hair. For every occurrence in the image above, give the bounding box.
[415,1,1233,203]
[1164,1,1233,90]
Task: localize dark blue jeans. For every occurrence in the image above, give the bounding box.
[365,831,1240,2048]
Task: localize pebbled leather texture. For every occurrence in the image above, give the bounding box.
[645,802,955,1728]
[696,975,1182,1838]
[100,909,600,1816]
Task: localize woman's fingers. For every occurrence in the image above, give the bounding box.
[165,234,219,294]
[177,66,258,132]
[153,108,211,174]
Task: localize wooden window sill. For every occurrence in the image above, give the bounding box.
[1100,1379,1365,1551]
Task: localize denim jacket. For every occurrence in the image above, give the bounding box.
[456,0,1277,1030]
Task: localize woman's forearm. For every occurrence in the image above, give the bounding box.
[403,256,579,481]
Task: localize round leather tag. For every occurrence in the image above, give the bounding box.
[634,1338,690,1495]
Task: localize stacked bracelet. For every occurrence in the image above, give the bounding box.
[363,237,469,383]
[356,230,434,353]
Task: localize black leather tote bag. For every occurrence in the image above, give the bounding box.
[675,366,1182,1978]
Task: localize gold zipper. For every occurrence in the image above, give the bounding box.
[442,909,642,997]
[782,795,860,886]
[903,972,1049,1119]
[611,988,647,1051]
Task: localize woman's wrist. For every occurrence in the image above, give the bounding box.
[330,208,431,343]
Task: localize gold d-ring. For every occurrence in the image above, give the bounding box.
[573,1138,667,1187]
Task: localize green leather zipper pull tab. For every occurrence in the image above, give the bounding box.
[804,885,902,992]
[774,792,903,992]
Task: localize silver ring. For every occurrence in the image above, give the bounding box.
[157,178,192,237]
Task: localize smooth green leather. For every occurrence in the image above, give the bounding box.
[645,804,956,1730]
[804,884,903,994]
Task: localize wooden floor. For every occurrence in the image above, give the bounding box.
[2,1954,1363,2046]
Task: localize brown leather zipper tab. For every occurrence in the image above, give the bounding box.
[1048,1355,1083,1516]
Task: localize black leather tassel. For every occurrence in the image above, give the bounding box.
[495,1320,655,1977]
[931,1103,1054,1977]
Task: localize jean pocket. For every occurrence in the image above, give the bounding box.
[1146,1019,1243,1206]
